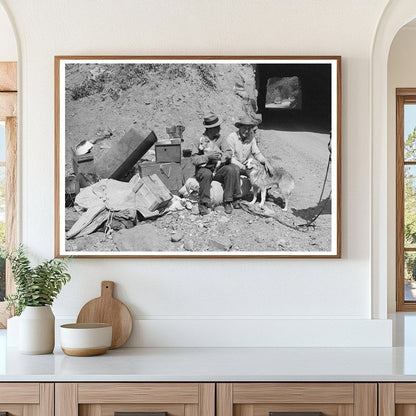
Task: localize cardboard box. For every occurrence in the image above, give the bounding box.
[155,142,181,163]
[138,162,183,192]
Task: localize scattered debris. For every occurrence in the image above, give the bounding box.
[166,124,185,141]
[95,127,113,142]
[66,173,174,239]
[167,195,186,212]
[75,140,94,156]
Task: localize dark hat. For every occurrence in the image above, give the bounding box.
[235,114,260,128]
[203,113,222,129]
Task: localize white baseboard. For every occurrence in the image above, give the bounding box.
[53,317,393,348]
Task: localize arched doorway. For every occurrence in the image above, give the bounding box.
[371,0,416,319]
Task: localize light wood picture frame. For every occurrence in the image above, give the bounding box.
[55,56,341,258]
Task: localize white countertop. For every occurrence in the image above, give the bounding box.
[2,346,416,382]
[2,313,416,382]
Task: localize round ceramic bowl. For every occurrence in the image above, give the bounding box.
[60,323,112,357]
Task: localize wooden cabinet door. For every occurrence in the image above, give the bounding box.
[379,383,416,416]
[55,383,215,416]
[0,383,53,415]
[217,383,377,416]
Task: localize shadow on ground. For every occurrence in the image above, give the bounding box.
[259,110,331,134]
[292,196,332,221]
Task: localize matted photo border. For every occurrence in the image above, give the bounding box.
[54,56,341,258]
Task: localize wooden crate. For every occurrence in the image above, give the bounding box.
[133,174,172,218]
[138,161,183,192]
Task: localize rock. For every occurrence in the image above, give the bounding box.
[214,205,225,213]
[255,237,263,243]
[96,128,113,140]
[113,223,165,251]
[265,217,273,224]
[171,232,184,242]
[209,237,232,251]
[191,205,199,215]
[184,239,194,251]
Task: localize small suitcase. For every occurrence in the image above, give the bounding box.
[155,142,181,163]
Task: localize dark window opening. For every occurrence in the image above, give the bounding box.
[265,76,302,110]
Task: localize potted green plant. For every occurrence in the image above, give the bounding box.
[3,246,71,354]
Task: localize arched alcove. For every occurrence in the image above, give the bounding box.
[387,22,416,314]
[0,1,17,61]
[371,0,416,319]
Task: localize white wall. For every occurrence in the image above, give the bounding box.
[0,0,394,347]
[0,3,16,61]
[387,26,416,312]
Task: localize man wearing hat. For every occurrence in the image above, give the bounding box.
[191,113,242,215]
[227,114,273,175]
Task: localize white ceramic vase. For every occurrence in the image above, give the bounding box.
[19,305,55,354]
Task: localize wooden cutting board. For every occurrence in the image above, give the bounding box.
[76,281,133,349]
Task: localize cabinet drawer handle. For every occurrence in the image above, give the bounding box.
[115,412,168,416]
[270,413,323,416]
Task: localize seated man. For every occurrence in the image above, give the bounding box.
[191,113,242,215]
[227,114,273,176]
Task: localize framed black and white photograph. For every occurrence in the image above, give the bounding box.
[55,56,341,258]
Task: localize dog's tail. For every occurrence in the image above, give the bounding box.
[278,169,295,196]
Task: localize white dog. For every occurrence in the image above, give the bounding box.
[179,177,223,207]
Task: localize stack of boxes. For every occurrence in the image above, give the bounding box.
[138,141,182,194]
[138,125,194,194]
